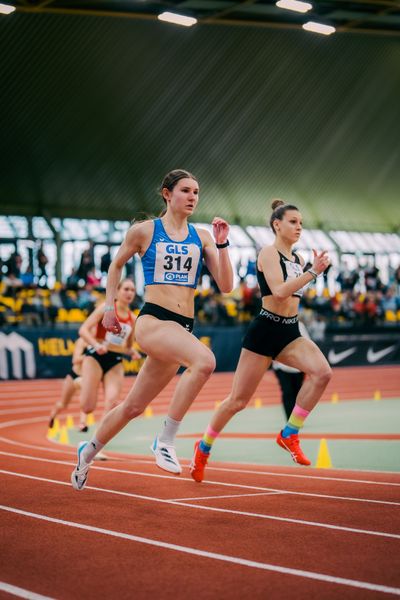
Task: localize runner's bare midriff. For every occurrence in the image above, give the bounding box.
[145,284,196,318]
[262,295,300,318]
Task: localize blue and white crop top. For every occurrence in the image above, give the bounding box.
[141,219,203,289]
[257,250,305,298]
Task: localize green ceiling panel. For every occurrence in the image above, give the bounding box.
[0,12,399,232]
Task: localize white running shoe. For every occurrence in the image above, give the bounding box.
[151,435,182,474]
[71,441,92,491]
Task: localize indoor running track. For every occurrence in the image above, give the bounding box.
[1,369,400,600]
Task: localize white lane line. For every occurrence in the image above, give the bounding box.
[169,491,284,502]
[1,470,399,540]
[1,504,399,596]
[0,582,54,600]
[1,450,400,506]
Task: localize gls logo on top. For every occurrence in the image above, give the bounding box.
[0,332,36,379]
[164,272,189,283]
[166,244,189,255]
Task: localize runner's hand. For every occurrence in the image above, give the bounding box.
[94,343,108,355]
[212,217,230,245]
[126,348,142,360]
[102,310,122,334]
[312,249,330,275]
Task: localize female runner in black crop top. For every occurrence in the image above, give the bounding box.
[190,199,332,481]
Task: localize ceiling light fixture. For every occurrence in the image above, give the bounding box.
[276,0,312,13]
[303,21,336,35]
[0,3,16,14]
[158,11,197,27]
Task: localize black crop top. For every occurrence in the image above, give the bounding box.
[257,250,304,299]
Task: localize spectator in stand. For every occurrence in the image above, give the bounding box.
[66,268,80,290]
[3,272,23,295]
[77,283,98,312]
[381,286,400,320]
[20,265,35,287]
[354,291,380,325]
[6,252,22,278]
[238,277,261,318]
[336,261,359,291]
[392,266,400,295]
[364,265,384,292]
[48,283,64,325]
[21,288,46,326]
[77,243,95,282]
[36,242,49,286]
[86,270,101,287]
[339,290,356,322]
[307,314,327,341]
[60,286,79,310]
[100,247,112,275]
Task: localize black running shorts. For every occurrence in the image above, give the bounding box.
[242,308,301,359]
[84,348,123,374]
[137,302,194,333]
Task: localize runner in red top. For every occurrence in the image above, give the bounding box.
[77,278,140,454]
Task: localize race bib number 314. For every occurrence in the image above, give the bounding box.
[154,242,200,285]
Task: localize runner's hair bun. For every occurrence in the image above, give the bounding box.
[271,199,285,211]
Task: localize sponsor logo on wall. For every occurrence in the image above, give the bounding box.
[0,332,36,379]
[326,343,399,366]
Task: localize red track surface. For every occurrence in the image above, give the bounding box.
[1,365,400,599]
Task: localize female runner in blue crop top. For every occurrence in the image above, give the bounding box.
[190,199,332,482]
[71,169,233,489]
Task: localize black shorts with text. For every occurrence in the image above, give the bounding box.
[242,308,301,359]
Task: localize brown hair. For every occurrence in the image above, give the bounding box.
[269,199,299,234]
[159,169,198,216]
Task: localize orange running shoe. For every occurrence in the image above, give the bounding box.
[190,440,209,482]
[276,431,311,466]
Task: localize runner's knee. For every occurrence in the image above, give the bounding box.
[121,402,143,420]
[225,393,249,414]
[309,365,332,387]
[194,352,216,378]
[319,365,332,386]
